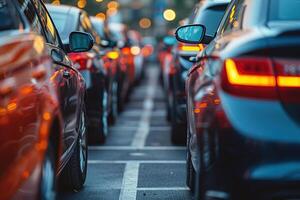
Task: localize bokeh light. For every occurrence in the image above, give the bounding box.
[163,9,176,21]
[139,18,152,29]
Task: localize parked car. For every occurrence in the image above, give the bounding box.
[108,23,131,111]
[90,16,119,124]
[176,0,300,199]
[0,0,93,198]
[128,30,145,84]
[47,4,112,143]
[168,0,230,145]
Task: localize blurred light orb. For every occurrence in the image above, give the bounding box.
[163,9,176,21]
[77,0,87,8]
[96,0,103,2]
[130,46,141,56]
[139,18,151,29]
[52,0,60,5]
[96,12,106,20]
[107,1,119,9]
[107,7,118,16]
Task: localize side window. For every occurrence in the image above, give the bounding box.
[80,13,100,44]
[15,0,43,35]
[31,0,60,46]
[217,0,245,36]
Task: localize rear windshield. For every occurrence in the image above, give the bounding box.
[194,4,228,37]
[269,0,300,21]
[0,1,22,31]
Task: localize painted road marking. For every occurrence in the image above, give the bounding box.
[89,146,185,150]
[88,160,185,164]
[119,162,140,200]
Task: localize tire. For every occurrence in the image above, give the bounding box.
[117,75,125,112]
[186,128,196,193]
[60,110,88,191]
[89,90,108,144]
[170,95,186,145]
[40,144,56,200]
[108,81,118,125]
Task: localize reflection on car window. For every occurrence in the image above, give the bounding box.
[194,5,228,37]
[31,0,60,46]
[219,0,245,35]
[16,0,44,35]
[0,1,23,31]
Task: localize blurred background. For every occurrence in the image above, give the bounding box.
[45,0,197,37]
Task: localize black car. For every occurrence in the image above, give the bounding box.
[176,0,300,199]
[47,4,114,144]
[168,0,230,145]
[9,0,93,193]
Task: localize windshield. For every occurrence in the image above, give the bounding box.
[194,4,228,37]
[269,0,300,21]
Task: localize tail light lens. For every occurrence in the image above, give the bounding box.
[274,59,300,103]
[69,52,93,71]
[221,58,300,101]
[221,58,277,99]
[122,47,131,55]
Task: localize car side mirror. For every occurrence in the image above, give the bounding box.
[175,24,208,44]
[69,31,94,53]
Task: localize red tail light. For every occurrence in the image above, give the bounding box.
[122,47,131,55]
[69,52,93,71]
[221,58,300,101]
[221,58,277,99]
[274,59,300,103]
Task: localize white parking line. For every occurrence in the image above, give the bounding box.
[137,187,189,191]
[131,67,158,148]
[119,162,140,200]
[89,146,186,151]
[88,160,186,164]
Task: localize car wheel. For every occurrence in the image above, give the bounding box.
[108,81,118,125]
[40,144,56,200]
[170,94,186,145]
[89,90,108,144]
[60,110,88,191]
[117,74,125,112]
[186,126,196,193]
[166,91,172,122]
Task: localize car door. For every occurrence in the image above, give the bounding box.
[0,2,45,198]
[31,0,83,157]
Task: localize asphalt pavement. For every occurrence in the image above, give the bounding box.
[58,64,193,200]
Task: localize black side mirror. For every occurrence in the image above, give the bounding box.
[69,31,94,53]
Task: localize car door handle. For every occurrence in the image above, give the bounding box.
[63,71,71,79]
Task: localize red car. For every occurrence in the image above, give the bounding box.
[0,0,93,199]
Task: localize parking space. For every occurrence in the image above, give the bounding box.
[58,65,192,200]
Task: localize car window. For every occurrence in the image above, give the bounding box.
[15,0,44,35]
[31,0,60,47]
[0,1,23,31]
[80,13,99,44]
[218,0,245,36]
[193,4,228,37]
[269,0,300,21]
